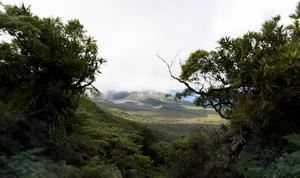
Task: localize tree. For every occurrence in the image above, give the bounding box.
[0,3,104,125]
[162,3,300,136]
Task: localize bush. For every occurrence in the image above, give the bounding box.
[0,149,78,178]
[236,133,300,178]
[80,156,122,178]
[122,154,154,178]
[165,131,235,178]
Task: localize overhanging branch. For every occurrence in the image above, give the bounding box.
[157,54,205,95]
[157,54,231,119]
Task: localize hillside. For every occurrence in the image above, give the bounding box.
[0,97,162,177]
[95,91,227,138]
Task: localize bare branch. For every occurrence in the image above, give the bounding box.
[208,100,227,118]
[157,54,204,95]
[157,54,233,119]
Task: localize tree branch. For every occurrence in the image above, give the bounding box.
[157,54,205,95]
[157,54,232,119]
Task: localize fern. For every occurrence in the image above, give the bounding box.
[0,149,78,178]
[284,133,300,147]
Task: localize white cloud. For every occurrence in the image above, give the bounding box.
[2,0,299,92]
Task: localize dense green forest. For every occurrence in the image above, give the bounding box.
[0,2,300,178]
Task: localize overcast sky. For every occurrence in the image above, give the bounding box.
[3,0,299,92]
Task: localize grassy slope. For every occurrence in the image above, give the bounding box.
[97,91,227,139]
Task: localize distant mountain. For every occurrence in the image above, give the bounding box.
[96,91,216,118]
[102,90,194,105]
[104,90,177,102]
[94,90,222,138]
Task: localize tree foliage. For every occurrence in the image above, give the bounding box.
[0,3,104,124]
[165,3,300,136]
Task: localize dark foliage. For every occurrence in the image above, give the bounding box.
[168,2,300,140]
[0,2,104,125]
[162,131,236,178]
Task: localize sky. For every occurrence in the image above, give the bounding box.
[2,0,299,92]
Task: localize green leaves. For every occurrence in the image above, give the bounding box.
[284,133,300,147]
[0,3,105,125]
[180,49,209,81]
[236,133,300,178]
[175,2,300,137]
[0,148,78,178]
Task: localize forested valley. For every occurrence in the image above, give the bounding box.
[0,2,300,178]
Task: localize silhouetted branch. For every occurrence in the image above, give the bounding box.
[157,54,232,118]
[157,54,205,95]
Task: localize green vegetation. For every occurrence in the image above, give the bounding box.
[1,1,300,178]
[159,2,300,178]
[173,8,300,136]
[98,91,227,138]
[0,3,158,178]
[0,97,160,177]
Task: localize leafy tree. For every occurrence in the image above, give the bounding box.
[0,3,161,178]
[162,3,300,136]
[0,3,104,125]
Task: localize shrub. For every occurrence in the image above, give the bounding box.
[236,133,300,178]
[80,156,122,178]
[165,131,235,178]
[122,154,154,178]
[0,149,78,178]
